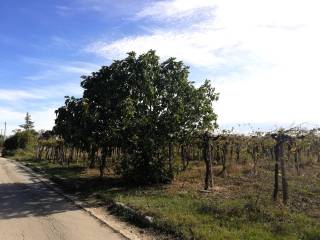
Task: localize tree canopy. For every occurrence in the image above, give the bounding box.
[54,50,219,183]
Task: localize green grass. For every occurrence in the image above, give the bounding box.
[99,189,320,240]
[12,157,320,240]
[3,148,35,161]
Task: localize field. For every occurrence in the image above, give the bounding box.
[16,156,320,240]
[3,49,319,239]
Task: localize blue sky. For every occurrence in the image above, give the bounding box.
[1,0,320,134]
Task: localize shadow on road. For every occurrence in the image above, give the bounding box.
[0,181,79,220]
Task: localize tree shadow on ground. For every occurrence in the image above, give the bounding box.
[55,174,165,198]
[0,181,80,220]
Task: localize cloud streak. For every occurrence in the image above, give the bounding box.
[135,0,215,21]
[85,0,320,127]
[0,89,44,101]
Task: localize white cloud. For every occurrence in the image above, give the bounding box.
[0,56,87,134]
[51,36,73,49]
[0,107,56,135]
[22,58,99,80]
[56,0,143,17]
[0,82,83,134]
[86,30,245,68]
[32,108,56,131]
[0,89,44,101]
[135,0,215,21]
[0,108,24,136]
[215,65,320,125]
[59,63,97,75]
[86,0,320,127]
[0,83,82,103]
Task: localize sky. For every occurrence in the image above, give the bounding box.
[1,0,320,134]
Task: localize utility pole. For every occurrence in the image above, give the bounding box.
[4,122,7,140]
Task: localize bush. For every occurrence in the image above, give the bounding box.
[2,131,37,156]
[3,135,20,150]
[120,152,172,184]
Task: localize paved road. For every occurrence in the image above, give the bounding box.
[0,157,125,240]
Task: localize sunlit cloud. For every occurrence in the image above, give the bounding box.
[2,0,320,133]
[0,106,56,134]
[86,0,320,127]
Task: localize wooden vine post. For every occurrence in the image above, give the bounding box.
[203,132,212,190]
[203,132,220,190]
[271,131,291,205]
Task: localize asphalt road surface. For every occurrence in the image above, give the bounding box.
[0,157,125,240]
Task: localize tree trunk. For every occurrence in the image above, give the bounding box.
[280,143,288,204]
[38,146,44,161]
[76,148,79,164]
[89,146,97,168]
[99,148,108,178]
[168,142,174,178]
[181,145,188,171]
[273,144,280,201]
[203,133,213,190]
[235,146,240,164]
[273,139,288,204]
[294,149,301,175]
[217,144,228,178]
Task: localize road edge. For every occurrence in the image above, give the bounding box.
[8,158,137,240]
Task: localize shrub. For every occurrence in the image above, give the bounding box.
[2,130,37,156]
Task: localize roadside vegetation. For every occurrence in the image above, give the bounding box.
[0,134,4,149]
[2,113,37,159]
[2,51,320,240]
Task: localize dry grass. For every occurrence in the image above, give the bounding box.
[16,157,320,240]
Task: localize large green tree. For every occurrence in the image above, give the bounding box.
[80,50,219,183]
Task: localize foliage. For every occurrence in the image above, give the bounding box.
[0,134,4,148]
[19,112,34,131]
[54,50,219,183]
[2,130,37,156]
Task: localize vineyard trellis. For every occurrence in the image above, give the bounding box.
[35,125,320,205]
[30,50,320,205]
